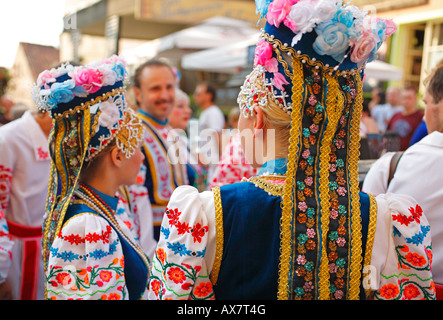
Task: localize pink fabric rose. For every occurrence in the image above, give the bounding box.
[350,32,378,65]
[254,39,273,67]
[266,0,293,28]
[69,67,104,93]
[384,19,397,36]
[37,70,56,88]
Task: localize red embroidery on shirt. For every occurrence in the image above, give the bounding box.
[58,225,113,244]
[37,147,49,160]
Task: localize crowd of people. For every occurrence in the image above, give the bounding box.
[0,0,441,301]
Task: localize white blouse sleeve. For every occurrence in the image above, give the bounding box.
[368,193,435,300]
[45,212,129,300]
[148,185,217,300]
[0,210,13,283]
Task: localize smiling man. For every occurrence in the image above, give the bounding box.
[133,59,189,240]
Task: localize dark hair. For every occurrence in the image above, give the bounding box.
[425,65,443,104]
[199,82,217,103]
[132,58,174,88]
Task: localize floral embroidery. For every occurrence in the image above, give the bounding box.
[0,165,12,210]
[46,256,126,300]
[149,247,214,300]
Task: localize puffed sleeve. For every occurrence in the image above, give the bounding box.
[45,212,129,300]
[0,210,13,283]
[148,185,217,300]
[368,193,435,300]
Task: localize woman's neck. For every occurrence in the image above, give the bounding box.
[80,173,119,198]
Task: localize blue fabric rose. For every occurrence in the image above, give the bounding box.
[313,21,350,62]
[112,61,127,81]
[49,80,76,105]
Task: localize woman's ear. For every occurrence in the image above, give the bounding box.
[253,106,264,138]
[110,147,124,168]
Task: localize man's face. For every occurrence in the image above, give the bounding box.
[401,89,417,111]
[193,84,208,108]
[134,65,175,122]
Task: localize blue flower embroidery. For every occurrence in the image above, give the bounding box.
[57,250,79,263]
[167,242,192,257]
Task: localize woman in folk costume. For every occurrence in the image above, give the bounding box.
[148,0,435,301]
[34,56,151,300]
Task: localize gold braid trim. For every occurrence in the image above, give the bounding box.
[317,72,341,300]
[347,72,364,300]
[43,108,92,300]
[277,57,304,300]
[363,193,378,299]
[210,187,224,285]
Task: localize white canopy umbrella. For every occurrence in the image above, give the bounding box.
[181,34,259,73]
[121,16,260,67]
[364,59,403,81]
[182,40,404,82]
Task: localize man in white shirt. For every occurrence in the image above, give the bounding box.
[362,61,443,286]
[0,109,52,300]
[194,82,225,182]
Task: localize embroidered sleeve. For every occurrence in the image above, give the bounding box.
[0,210,13,283]
[45,212,128,300]
[148,185,216,300]
[369,193,435,300]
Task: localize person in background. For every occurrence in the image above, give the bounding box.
[0,107,52,300]
[363,60,443,293]
[167,88,202,188]
[371,87,404,133]
[194,82,225,182]
[208,108,257,188]
[0,95,13,125]
[133,59,188,240]
[387,86,424,150]
[360,99,380,136]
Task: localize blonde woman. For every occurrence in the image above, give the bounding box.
[148,0,435,300]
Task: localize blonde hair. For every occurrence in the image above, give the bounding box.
[260,95,292,157]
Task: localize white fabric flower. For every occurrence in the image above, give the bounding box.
[97,99,121,131]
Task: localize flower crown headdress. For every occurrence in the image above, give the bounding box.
[239,0,397,117]
[35,56,144,272]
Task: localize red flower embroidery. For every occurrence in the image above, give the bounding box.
[403,284,421,300]
[194,282,213,298]
[167,267,186,284]
[166,207,181,227]
[405,252,427,267]
[379,283,400,299]
[55,272,72,286]
[37,147,49,160]
[409,205,423,223]
[191,223,208,243]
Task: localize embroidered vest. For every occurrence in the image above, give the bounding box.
[213,181,372,300]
